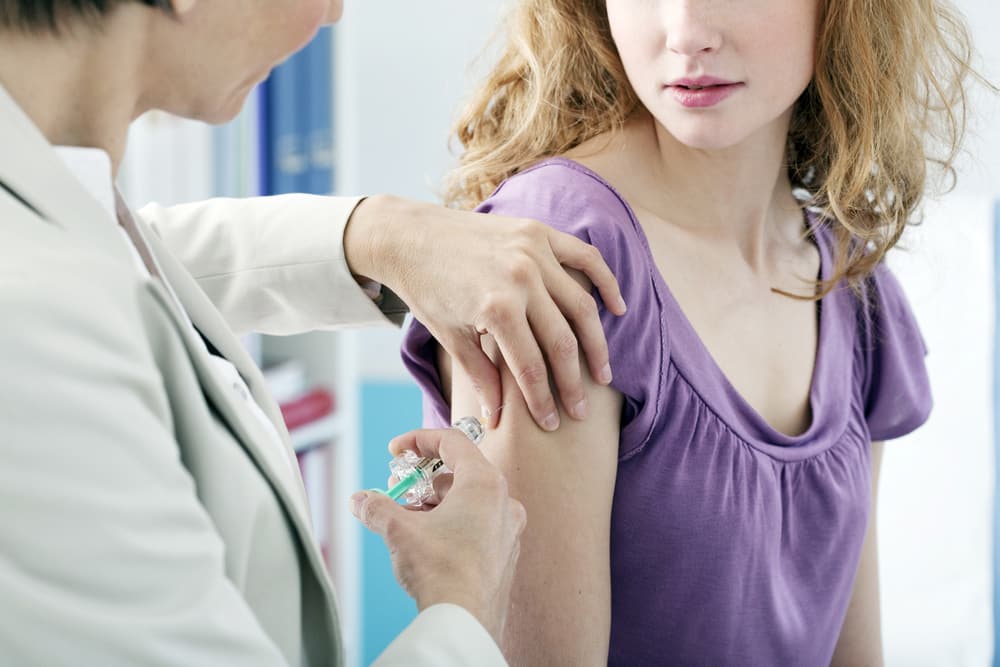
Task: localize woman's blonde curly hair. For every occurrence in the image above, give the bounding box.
[445,0,982,295]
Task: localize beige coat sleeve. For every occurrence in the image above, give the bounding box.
[373,605,508,667]
[138,194,407,335]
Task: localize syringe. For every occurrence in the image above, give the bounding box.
[378,416,486,506]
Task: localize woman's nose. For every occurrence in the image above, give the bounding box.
[662,2,723,56]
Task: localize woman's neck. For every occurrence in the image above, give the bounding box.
[625,110,804,268]
[0,9,148,174]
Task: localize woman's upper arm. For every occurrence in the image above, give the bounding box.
[831,440,885,667]
[438,337,623,666]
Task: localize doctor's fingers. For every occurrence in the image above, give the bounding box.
[388,427,492,473]
[545,228,626,317]
[443,331,504,429]
[429,473,454,504]
[539,263,613,394]
[387,429,520,525]
[477,301,560,432]
[409,473,453,510]
[380,470,451,511]
[523,292,589,421]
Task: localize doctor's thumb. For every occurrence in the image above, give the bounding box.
[349,490,404,537]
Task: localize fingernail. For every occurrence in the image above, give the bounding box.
[349,492,367,517]
[573,399,589,420]
[617,296,628,313]
[600,364,613,384]
[542,412,559,431]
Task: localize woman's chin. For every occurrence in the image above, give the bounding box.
[665,125,744,152]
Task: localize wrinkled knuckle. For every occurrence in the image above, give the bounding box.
[478,292,501,314]
[480,294,515,327]
[517,362,549,387]
[515,217,543,238]
[510,234,536,257]
[510,218,531,235]
[551,331,579,362]
[506,257,535,287]
[584,244,603,266]
[575,291,598,320]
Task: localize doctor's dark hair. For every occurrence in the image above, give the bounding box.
[0,0,172,32]
[446,0,983,298]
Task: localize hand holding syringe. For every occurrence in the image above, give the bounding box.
[349,417,525,645]
[373,416,486,506]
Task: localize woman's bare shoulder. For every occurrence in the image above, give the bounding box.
[562,114,656,198]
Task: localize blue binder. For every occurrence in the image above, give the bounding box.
[268,49,310,194]
[304,28,334,195]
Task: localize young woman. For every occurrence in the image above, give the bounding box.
[402,0,978,664]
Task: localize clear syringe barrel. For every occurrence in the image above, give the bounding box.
[388,416,486,506]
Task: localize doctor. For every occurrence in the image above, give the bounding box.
[0,0,625,665]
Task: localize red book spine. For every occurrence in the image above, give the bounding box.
[279,387,335,431]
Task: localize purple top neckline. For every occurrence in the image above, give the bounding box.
[536,157,852,461]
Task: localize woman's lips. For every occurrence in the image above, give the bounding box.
[666,82,744,108]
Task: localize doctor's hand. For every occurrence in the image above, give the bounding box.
[348,428,526,644]
[344,194,626,432]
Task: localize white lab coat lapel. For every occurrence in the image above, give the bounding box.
[0,84,320,570]
[140,225,315,524]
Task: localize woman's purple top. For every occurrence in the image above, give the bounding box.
[401,158,931,666]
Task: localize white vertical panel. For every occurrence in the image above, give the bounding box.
[880,2,998,664]
[951,0,1000,200]
[118,111,214,207]
[881,196,995,666]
